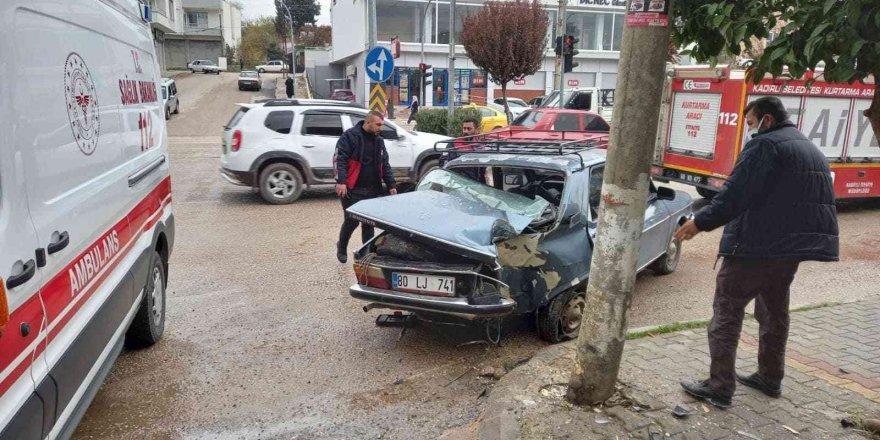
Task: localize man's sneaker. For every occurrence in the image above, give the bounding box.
[736,372,782,398]
[336,242,347,263]
[680,380,732,409]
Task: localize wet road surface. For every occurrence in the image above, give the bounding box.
[72,72,880,439]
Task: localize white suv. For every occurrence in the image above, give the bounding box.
[220,99,448,204]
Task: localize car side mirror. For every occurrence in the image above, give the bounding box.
[657,186,676,201]
[381,130,398,140]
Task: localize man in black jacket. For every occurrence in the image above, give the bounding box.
[674,96,839,408]
[334,110,397,263]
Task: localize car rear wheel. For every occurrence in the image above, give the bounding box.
[126,250,166,347]
[258,68,265,73]
[173,102,179,114]
[650,237,682,275]
[537,288,586,343]
[259,162,304,204]
[165,107,170,120]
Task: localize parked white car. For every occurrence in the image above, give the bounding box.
[188,59,221,74]
[255,60,286,73]
[220,99,449,204]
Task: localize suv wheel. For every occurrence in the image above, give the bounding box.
[418,158,439,181]
[165,107,171,120]
[259,162,304,204]
[537,288,586,343]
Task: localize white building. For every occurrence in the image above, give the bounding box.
[330,0,626,107]
[156,0,242,69]
[147,0,180,70]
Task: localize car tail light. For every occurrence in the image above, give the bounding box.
[353,262,390,289]
[231,130,242,152]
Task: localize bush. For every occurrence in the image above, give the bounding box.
[413,107,482,136]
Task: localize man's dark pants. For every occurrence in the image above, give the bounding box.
[708,257,800,396]
[338,189,380,250]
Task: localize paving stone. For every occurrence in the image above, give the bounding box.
[604,405,651,431]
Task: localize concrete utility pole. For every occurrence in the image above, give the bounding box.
[566,2,675,404]
[447,0,456,121]
[553,0,565,92]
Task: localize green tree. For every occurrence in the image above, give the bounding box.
[267,42,284,61]
[674,0,880,141]
[459,0,548,119]
[275,0,321,38]
[240,17,278,67]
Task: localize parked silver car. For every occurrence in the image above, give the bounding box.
[188,59,221,74]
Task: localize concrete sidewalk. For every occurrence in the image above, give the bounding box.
[479,297,880,439]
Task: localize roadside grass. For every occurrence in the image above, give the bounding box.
[626,301,842,340]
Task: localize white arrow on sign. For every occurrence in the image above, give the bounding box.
[368,50,388,78]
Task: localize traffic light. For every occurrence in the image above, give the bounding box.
[555,36,563,56]
[419,63,433,87]
[563,34,579,73]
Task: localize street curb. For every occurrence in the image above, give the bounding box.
[162,70,192,80]
[625,300,844,340]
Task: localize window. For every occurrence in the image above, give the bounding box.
[565,11,624,51]
[583,114,610,132]
[161,86,168,100]
[377,0,432,43]
[301,113,343,136]
[553,114,580,131]
[588,165,604,214]
[571,92,593,111]
[225,107,249,129]
[265,111,294,134]
[169,0,175,21]
[185,11,208,28]
[479,108,494,118]
[512,111,544,128]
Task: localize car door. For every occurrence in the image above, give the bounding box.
[298,110,345,182]
[638,183,672,269]
[0,132,46,440]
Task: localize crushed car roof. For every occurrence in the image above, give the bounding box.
[446,149,606,173]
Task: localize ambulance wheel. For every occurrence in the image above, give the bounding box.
[537,288,586,343]
[259,162,304,204]
[696,187,717,199]
[126,250,166,347]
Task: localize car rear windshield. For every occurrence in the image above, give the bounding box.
[241,71,257,78]
[225,107,249,129]
[512,111,544,128]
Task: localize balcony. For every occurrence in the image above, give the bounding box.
[183,0,222,9]
[183,25,221,37]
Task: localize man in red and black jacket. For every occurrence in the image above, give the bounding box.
[333,110,397,263]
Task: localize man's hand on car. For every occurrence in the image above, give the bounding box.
[674,219,700,241]
[335,184,347,197]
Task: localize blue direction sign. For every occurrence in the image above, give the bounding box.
[365,47,394,83]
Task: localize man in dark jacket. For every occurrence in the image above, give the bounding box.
[285,75,294,99]
[674,96,839,408]
[334,110,397,263]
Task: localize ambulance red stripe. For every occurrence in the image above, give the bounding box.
[0,176,172,396]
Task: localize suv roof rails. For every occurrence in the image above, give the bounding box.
[258,98,366,109]
[433,135,603,170]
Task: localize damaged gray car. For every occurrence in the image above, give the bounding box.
[347,140,692,342]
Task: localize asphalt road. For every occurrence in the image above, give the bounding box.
[72,72,880,439]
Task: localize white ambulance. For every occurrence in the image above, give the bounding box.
[0,1,174,438]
